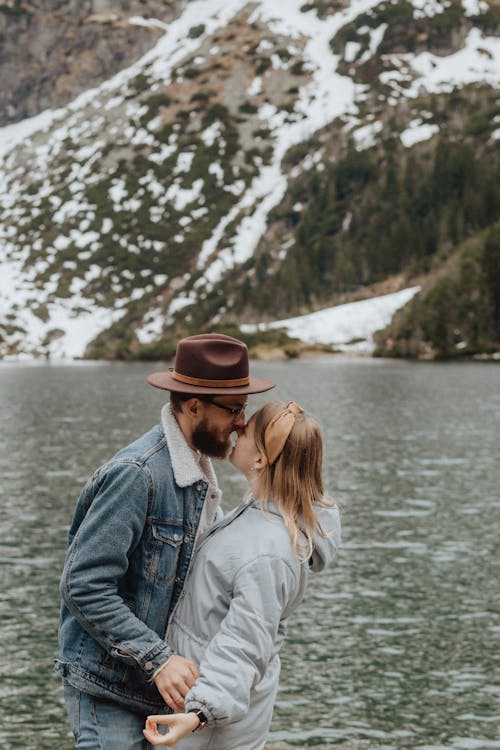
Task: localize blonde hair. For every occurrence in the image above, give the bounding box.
[252,401,331,560]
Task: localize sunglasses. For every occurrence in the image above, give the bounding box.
[198,397,247,418]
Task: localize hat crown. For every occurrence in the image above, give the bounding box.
[175,334,249,382]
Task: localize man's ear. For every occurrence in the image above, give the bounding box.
[184,397,203,420]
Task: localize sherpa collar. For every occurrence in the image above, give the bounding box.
[161,403,220,490]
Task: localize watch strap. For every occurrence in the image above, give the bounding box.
[189,709,208,732]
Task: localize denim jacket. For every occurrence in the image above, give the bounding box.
[55,416,213,715]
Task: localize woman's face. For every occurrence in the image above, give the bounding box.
[230,415,262,480]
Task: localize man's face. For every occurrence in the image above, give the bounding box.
[192,396,247,459]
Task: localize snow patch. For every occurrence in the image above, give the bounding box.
[352,120,384,150]
[345,41,362,63]
[461,0,489,15]
[247,77,263,96]
[401,122,439,147]
[407,29,500,95]
[241,287,421,353]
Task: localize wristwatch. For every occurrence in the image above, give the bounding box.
[188,709,208,732]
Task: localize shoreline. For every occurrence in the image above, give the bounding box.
[1,347,500,366]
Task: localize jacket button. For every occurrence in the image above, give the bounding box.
[196,484,202,491]
[173,533,181,541]
[145,661,153,670]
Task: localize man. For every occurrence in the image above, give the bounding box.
[56,333,276,749]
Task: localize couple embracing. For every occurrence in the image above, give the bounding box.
[56,333,341,749]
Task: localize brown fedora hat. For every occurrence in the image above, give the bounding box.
[147,333,276,395]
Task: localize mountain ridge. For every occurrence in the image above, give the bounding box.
[1,0,499,360]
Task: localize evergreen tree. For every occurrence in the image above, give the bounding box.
[482,222,500,339]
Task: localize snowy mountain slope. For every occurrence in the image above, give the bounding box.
[0,0,499,359]
[241,286,421,353]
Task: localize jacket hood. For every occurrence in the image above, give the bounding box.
[309,503,342,572]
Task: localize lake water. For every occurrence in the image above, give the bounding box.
[0,358,499,750]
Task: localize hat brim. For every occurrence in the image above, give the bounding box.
[147,371,276,395]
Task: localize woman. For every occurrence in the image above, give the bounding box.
[143,401,341,749]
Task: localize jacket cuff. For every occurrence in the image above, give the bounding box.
[184,698,230,725]
[184,699,213,722]
[141,642,174,679]
[152,654,175,681]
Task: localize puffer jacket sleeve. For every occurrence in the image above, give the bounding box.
[309,503,342,572]
[60,460,173,676]
[184,554,301,725]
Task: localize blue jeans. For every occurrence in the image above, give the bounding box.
[63,684,153,749]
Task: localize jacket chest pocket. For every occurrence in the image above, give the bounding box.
[148,521,185,584]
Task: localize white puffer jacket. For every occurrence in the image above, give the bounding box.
[166,498,341,750]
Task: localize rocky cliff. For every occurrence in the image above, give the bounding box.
[0,0,186,125]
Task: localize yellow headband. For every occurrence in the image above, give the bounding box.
[264,401,304,466]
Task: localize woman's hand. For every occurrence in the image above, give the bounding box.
[153,655,199,712]
[143,713,201,746]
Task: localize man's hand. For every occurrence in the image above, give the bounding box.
[153,655,200,711]
[143,713,200,746]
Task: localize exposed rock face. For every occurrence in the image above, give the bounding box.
[0,0,186,126]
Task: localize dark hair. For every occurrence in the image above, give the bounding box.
[169,392,197,413]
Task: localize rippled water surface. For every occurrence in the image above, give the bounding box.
[1,359,499,749]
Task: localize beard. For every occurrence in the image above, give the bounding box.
[192,418,231,459]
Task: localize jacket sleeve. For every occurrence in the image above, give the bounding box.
[184,555,299,725]
[309,503,342,572]
[60,460,172,678]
